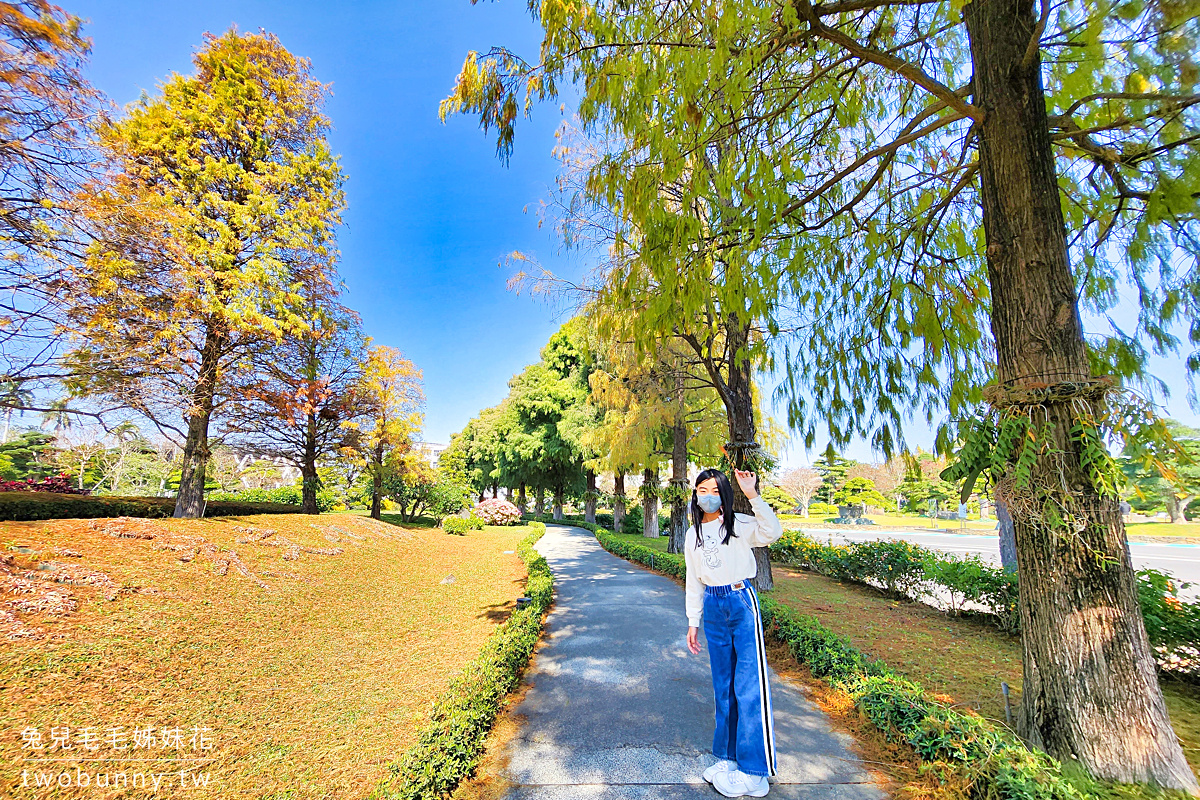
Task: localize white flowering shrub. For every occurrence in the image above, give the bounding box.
[473,498,522,526]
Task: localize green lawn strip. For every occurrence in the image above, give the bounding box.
[0,491,300,520]
[580,522,1193,800]
[1125,522,1200,539]
[370,521,552,800]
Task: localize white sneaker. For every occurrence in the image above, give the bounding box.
[703,758,737,784]
[713,768,770,798]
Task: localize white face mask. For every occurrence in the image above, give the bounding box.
[696,494,722,514]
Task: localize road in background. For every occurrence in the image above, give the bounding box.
[796,527,1200,600]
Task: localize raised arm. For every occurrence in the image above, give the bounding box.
[732,468,784,548]
[743,494,785,548]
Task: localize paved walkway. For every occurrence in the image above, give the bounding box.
[497,524,885,799]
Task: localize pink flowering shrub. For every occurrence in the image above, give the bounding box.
[472,498,522,526]
[0,473,88,495]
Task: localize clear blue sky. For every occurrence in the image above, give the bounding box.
[69,1,1200,468]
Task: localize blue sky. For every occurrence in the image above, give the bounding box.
[69,1,1200,468]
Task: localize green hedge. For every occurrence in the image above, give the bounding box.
[0,491,301,521]
[371,521,552,800]
[208,485,336,512]
[441,515,484,535]
[587,524,1189,800]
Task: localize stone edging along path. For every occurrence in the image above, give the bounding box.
[488,523,885,799]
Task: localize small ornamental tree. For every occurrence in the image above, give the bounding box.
[355,345,424,520]
[833,477,889,518]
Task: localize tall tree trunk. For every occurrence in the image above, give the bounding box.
[553,483,564,521]
[517,482,527,514]
[584,469,597,524]
[370,441,384,520]
[300,411,320,514]
[613,469,626,532]
[642,467,660,538]
[669,414,689,554]
[721,313,773,590]
[492,480,498,499]
[534,486,545,516]
[174,326,222,519]
[965,0,1196,789]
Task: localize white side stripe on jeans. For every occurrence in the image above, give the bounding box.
[746,586,777,776]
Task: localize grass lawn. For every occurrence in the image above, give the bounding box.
[767,563,1200,779]
[1,512,535,799]
[1125,520,1200,538]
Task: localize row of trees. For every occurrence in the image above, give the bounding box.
[445,314,757,555]
[0,5,423,517]
[443,0,1199,789]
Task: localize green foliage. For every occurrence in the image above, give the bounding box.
[814,453,857,504]
[375,522,551,800]
[1136,568,1200,652]
[806,501,839,517]
[1120,420,1200,522]
[0,491,299,521]
[0,432,57,480]
[832,477,889,513]
[441,515,485,535]
[208,485,336,512]
[760,485,795,512]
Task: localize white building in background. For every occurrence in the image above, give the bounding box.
[414,441,448,468]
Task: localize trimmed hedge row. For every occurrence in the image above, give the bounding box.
[585,524,1187,800]
[768,530,1200,669]
[0,491,301,521]
[769,530,1020,631]
[372,521,552,800]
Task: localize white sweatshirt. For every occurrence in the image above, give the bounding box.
[684,495,785,627]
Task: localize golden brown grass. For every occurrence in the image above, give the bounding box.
[0,513,536,799]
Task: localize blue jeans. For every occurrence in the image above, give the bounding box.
[703,582,777,778]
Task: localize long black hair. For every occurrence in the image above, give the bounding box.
[691,468,737,548]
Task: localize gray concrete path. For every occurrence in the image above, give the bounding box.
[497,524,886,800]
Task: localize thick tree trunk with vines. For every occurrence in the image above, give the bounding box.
[517,482,527,514]
[553,483,564,520]
[613,469,626,532]
[966,0,1196,789]
[669,414,689,554]
[585,468,597,524]
[723,313,773,591]
[534,486,545,516]
[174,325,222,519]
[642,466,660,538]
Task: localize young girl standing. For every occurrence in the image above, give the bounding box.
[685,467,785,798]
